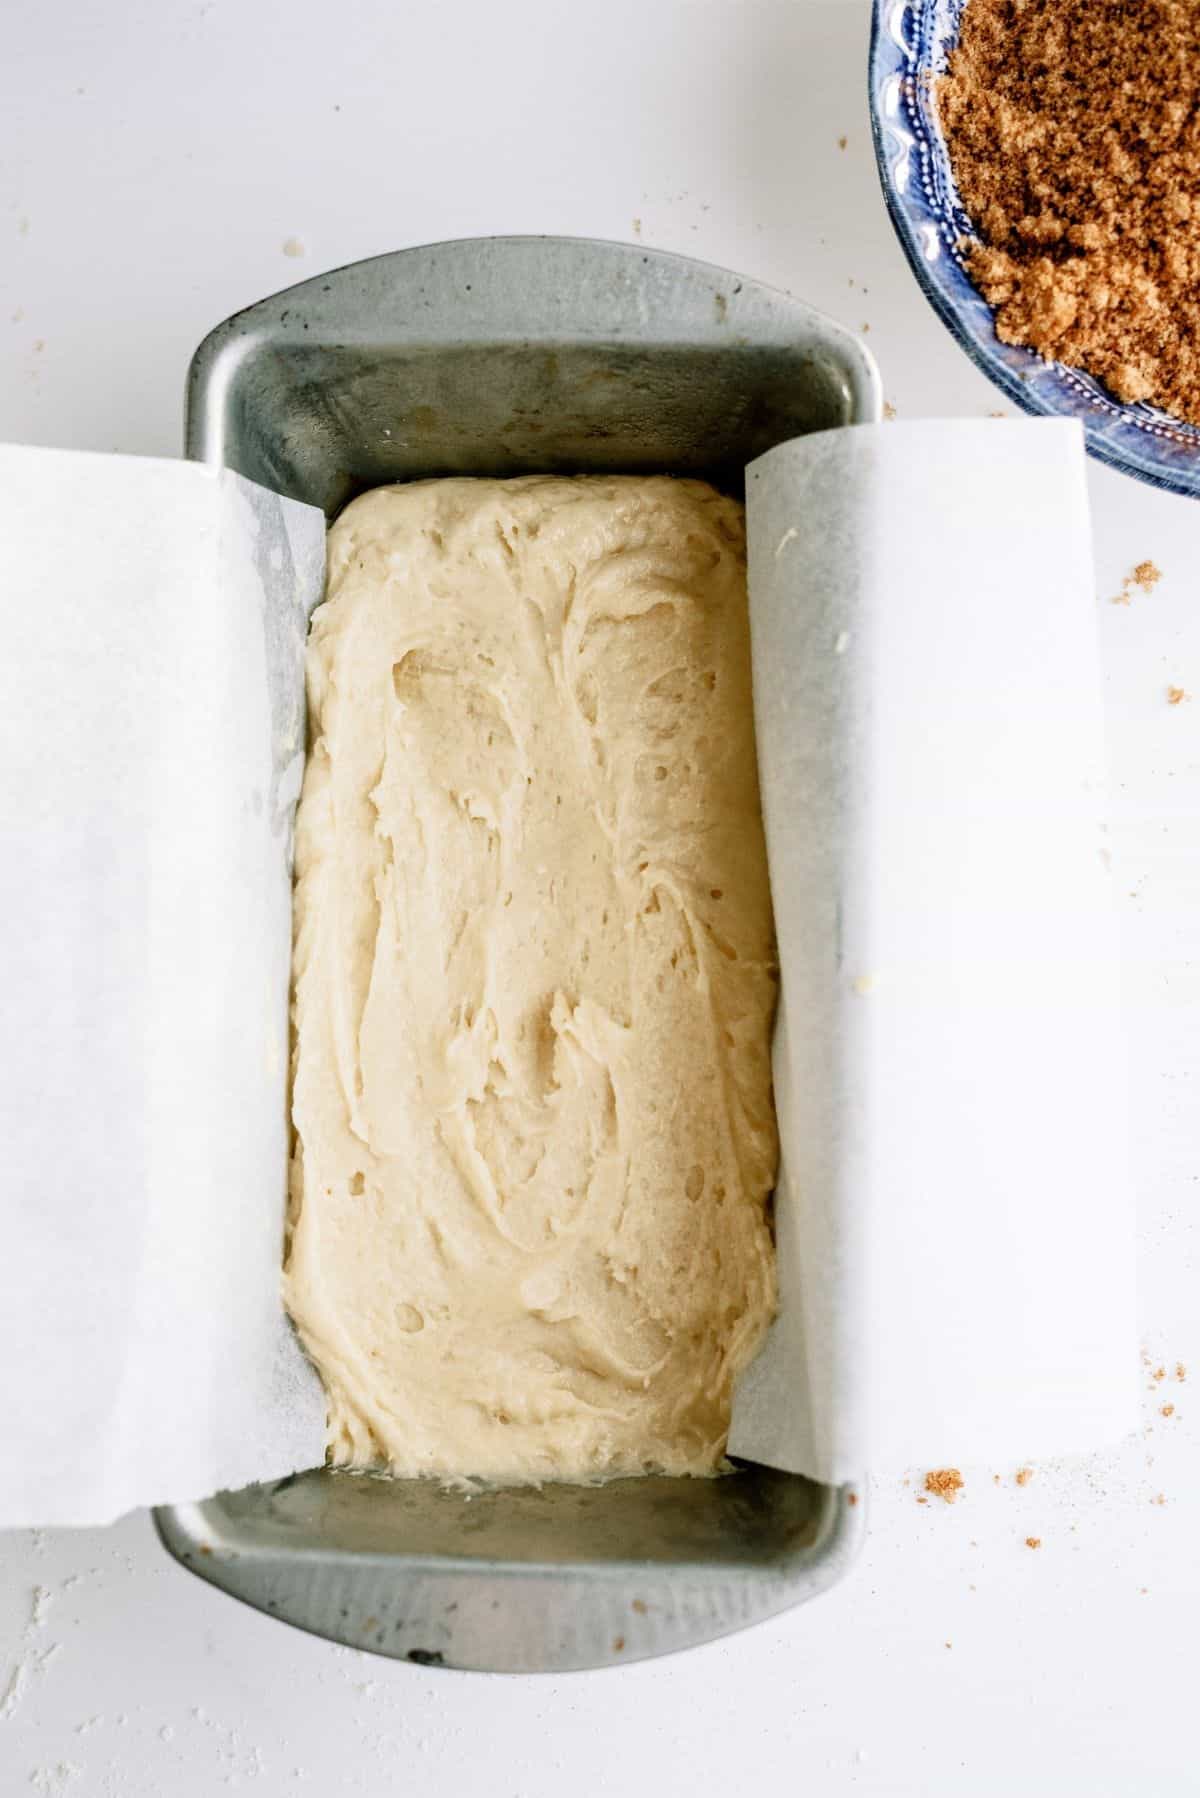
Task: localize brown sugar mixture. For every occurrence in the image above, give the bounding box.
[924,1467,964,1504]
[939,0,1200,425]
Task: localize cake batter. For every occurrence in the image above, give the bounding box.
[285,475,778,1482]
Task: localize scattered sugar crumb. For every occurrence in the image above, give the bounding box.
[1154,1366,1167,1381]
[159,1725,175,1743]
[1160,1403,1175,1418]
[32,339,44,353]
[1176,1362,1188,1381]
[838,135,848,150]
[1112,561,1162,605]
[883,400,897,419]
[1167,686,1188,706]
[1151,1493,1167,1506]
[282,237,306,258]
[916,1495,928,1504]
[1015,1467,1033,1486]
[1025,1536,1041,1549]
[924,1469,964,1504]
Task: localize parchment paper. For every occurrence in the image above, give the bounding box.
[0,422,1137,1526]
[0,447,327,1527]
[729,419,1138,1482]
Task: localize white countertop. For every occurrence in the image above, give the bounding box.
[2,2,1197,1792]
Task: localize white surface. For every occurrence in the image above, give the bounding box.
[0,451,325,1528]
[1,1,1196,1792]
[735,421,1137,1482]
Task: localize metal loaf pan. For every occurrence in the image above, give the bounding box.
[154,236,880,1673]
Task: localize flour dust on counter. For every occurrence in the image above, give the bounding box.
[285,474,779,1484]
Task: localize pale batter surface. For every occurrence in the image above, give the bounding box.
[285,475,778,1482]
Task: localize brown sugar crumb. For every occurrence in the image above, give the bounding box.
[1160,1403,1176,1417]
[847,1491,859,1506]
[939,1,1200,425]
[883,400,897,420]
[1177,1363,1188,1381]
[631,1599,647,1615]
[916,1495,929,1504]
[1167,686,1188,706]
[1015,1467,1033,1486]
[1025,1536,1041,1549]
[925,1468,964,1504]
[612,1635,625,1652]
[1112,561,1163,605]
[1154,1366,1167,1381]
[838,135,848,151]
[1151,1493,1167,1506]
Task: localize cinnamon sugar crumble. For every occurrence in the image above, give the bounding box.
[1025,1536,1041,1549]
[939,1,1200,424]
[1112,561,1163,605]
[1015,1467,1033,1486]
[924,1468,965,1504]
[1167,686,1188,706]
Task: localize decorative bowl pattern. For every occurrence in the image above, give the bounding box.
[868,0,1200,498]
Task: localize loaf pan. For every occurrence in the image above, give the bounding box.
[154,236,879,1673]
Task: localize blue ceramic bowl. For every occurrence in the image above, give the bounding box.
[868,0,1200,498]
